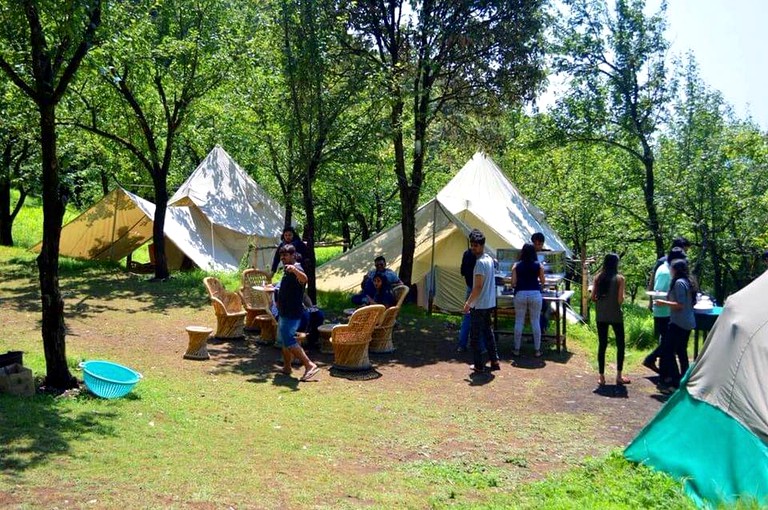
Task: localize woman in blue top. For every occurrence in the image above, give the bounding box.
[511,243,546,357]
[370,273,396,307]
[654,258,697,392]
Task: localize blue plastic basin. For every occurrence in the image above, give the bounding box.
[80,360,142,399]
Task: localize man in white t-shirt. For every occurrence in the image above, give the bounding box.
[462,229,500,373]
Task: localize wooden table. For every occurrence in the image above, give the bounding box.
[494,291,575,353]
[250,286,277,343]
[317,324,336,354]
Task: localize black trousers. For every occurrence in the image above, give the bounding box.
[659,322,691,386]
[596,321,625,374]
[645,316,670,363]
[470,307,499,368]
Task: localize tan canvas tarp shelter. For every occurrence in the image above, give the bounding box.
[316,199,475,311]
[316,152,570,311]
[40,146,285,272]
[437,152,570,255]
[40,187,241,271]
[624,271,768,507]
[169,145,285,269]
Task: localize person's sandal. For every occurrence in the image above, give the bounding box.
[534,350,543,358]
[616,376,631,385]
[300,365,320,381]
[598,374,606,386]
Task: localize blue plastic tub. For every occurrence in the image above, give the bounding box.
[80,360,142,399]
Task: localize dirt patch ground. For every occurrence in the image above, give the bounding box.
[339,314,664,446]
[1,266,667,505]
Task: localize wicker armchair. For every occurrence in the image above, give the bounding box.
[330,304,385,370]
[369,305,402,353]
[203,277,247,338]
[238,269,272,329]
[393,285,410,308]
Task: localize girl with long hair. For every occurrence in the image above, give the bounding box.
[591,253,628,386]
[653,258,698,392]
[511,243,546,357]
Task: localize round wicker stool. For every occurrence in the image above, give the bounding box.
[317,324,336,354]
[255,315,276,345]
[184,326,213,360]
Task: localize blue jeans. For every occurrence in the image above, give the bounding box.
[514,290,543,351]
[278,317,302,349]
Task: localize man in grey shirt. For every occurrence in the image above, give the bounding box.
[462,229,500,373]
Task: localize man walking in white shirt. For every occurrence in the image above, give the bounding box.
[462,229,500,373]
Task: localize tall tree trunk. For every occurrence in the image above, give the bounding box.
[641,155,664,258]
[709,236,725,304]
[341,219,351,253]
[0,144,14,246]
[352,210,370,241]
[301,174,317,303]
[398,187,418,286]
[284,199,293,231]
[152,170,170,280]
[391,97,415,285]
[100,169,110,196]
[375,190,384,232]
[37,102,76,389]
[0,172,11,246]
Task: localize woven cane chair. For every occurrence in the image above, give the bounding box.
[330,304,385,370]
[203,277,247,339]
[393,284,410,308]
[238,269,272,329]
[369,305,402,353]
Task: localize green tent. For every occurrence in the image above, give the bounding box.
[625,271,768,507]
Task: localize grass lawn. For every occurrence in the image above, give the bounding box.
[0,243,700,509]
[0,198,703,508]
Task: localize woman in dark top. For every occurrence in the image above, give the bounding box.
[271,226,308,275]
[457,248,477,351]
[654,258,697,392]
[511,243,546,357]
[592,253,628,386]
[370,273,396,307]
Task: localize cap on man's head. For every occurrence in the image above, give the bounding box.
[279,244,296,254]
[672,237,691,249]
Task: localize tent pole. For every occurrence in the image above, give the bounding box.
[109,189,119,262]
[428,201,437,315]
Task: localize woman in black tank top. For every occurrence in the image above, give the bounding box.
[591,253,628,386]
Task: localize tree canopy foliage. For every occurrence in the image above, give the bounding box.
[2,0,768,385]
